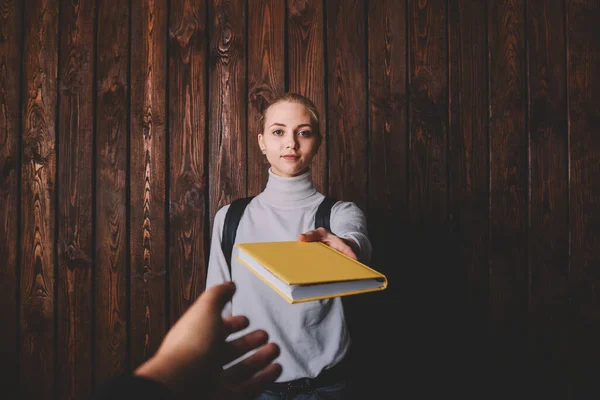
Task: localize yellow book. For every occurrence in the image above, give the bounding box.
[235,241,388,304]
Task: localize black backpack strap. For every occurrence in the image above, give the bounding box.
[221,196,255,277]
[315,196,337,233]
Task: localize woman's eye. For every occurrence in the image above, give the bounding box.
[272,129,283,136]
[298,130,312,137]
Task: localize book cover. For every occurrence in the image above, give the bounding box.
[234,241,387,303]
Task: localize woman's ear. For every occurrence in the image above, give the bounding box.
[258,134,265,154]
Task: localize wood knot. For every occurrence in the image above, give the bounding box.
[60,241,92,269]
[288,0,308,17]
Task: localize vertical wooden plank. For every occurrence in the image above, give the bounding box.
[567,0,600,396]
[288,0,327,194]
[95,0,129,384]
[527,0,569,396]
[19,0,59,398]
[326,0,367,210]
[447,2,492,394]
[365,1,407,396]
[208,0,247,225]
[407,1,452,394]
[488,0,528,357]
[368,0,408,276]
[57,0,95,398]
[130,0,168,368]
[408,0,447,225]
[168,0,209,322]
[0,0,22,395]
[247,0,284,197]
[448,0,489,356]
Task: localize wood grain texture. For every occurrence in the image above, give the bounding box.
[567,0,600,393]
[168,0,208,323]
[287,0,327,194]
[526,1,570,395]
[368,0,408,261]
[363,1,407,396]
[95,0,129,384]
[488,0,528,343]
[19,0,58,398]
[407,2,461,394]
[408,0,447,225]
[208,0,247,227]
[448,0,489,335]
[0,0,22,395]
[130,0,167,369]
[57,0,95,398]
[446,2,493,392]
[247,0,284,197]
[326,0,367,210]
[1,3,599,397]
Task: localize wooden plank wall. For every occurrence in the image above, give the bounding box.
[0,0,598,398]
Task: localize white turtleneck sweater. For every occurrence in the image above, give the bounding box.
[205,168,372,382]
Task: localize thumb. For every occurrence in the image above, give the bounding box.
[193,281,236,315]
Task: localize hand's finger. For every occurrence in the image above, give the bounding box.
[298,227,328,242]
[342,248,358,260]
[331,242,358,260]
[236,363,283,399]
[222,343,280,383]
[222,329,269,365]
[222,316,249,337]
[197,281,236,313]
[169,281,236,334]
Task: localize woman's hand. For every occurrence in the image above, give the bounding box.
[298,227,358,260]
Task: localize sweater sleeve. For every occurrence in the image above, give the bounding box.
[329,201,372,265]
[205,205,232,317]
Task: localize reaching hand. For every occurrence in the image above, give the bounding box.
[134,282,282,400]
[298,227,358,260]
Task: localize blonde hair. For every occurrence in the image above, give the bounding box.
[259,92,320,136]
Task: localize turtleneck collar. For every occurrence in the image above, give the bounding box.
[259,168,318,207]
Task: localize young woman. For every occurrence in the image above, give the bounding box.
[205,93,371,399]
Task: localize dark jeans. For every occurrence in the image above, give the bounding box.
[254,379,350,400]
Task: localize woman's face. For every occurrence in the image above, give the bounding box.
[258,101,320,177]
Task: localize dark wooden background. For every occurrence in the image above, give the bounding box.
[1,0,598,399]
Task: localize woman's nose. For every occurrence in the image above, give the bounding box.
[284,135,298,149]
